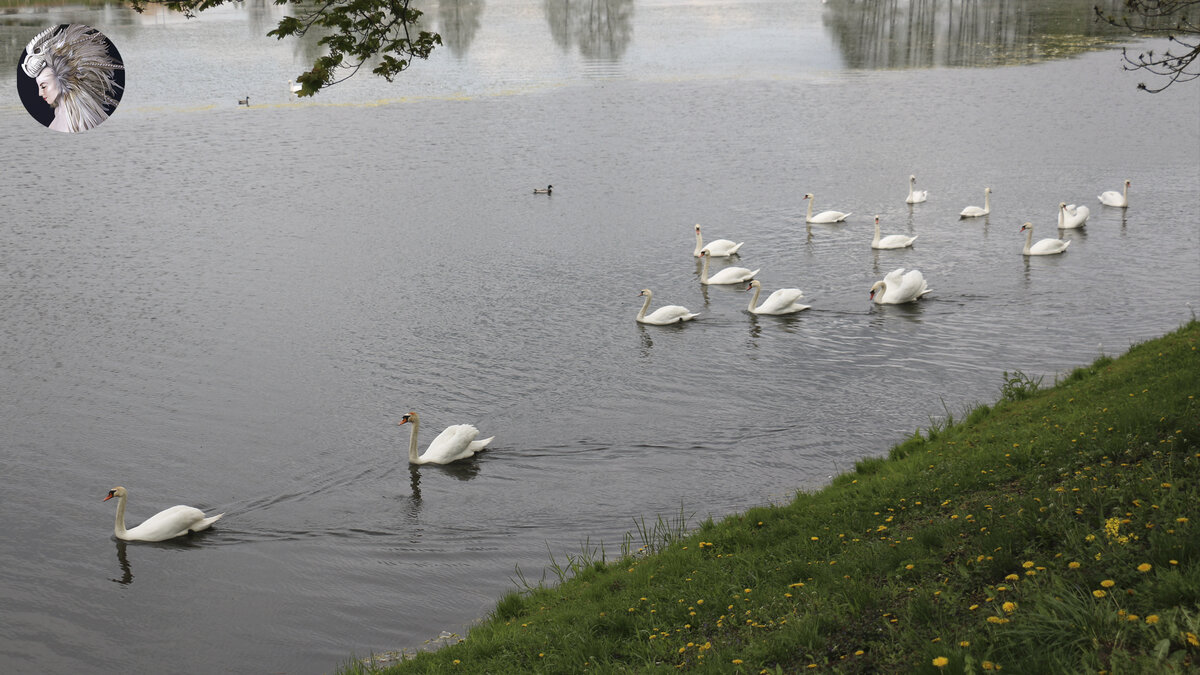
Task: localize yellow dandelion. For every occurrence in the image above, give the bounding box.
[1101,579,1115,588]
[1068,561,1081,569]
[855,650,864,656]
[1137,563,1152,572]
[906,564,915,570]
[1022,561,1034,568]
[1002,601,1017,613]
[1177,517,1189,523]
[960,641,971,647]
[1005,574,1019,582]
[1127,614,1140,622]
[732,659,743,665]
[982,662,995,671]
[1146,615,1159,624]
[933,656,950,668]
[1187,632,1200,647]
[1093,589,1107,598]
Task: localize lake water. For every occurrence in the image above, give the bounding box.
[1,1,1197,673]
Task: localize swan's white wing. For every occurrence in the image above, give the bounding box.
[883,268,907,289]
[897,270,930,302]
[812,210,850,223]
[643,305,698,324]
[701,239,743,257]
[877,234,916,249]
[1030,238,1069,255]
[759,288,809,314]
[707,266,757,284]
[422,424,481,464]
[124,505,220,542]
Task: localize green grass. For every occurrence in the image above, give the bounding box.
[344,321,1200,674]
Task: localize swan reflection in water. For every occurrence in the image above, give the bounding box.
[111,540,133,585]
[110,531,212,586]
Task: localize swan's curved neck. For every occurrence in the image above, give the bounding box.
[1023,227,1033,255]
[748,284,762,311]
[805,198,813,221]
[872,219,881,246]
[873,282,887,304]
[1123,182,1129,199]
[693,229,703,257]
[700,254,710,283]
[407,419,422,464]
[113,494,128,537]
[637,293,652,321]
[984,190,990,211]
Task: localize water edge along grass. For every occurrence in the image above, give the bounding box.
[345,320,1199,674]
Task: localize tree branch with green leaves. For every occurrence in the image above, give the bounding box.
[128,0,441,96]
[1095,0,1200,92]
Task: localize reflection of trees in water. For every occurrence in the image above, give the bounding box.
[438,0,484,58]
[544,0,633,62]
[826,0,1135,69]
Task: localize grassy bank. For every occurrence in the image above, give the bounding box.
[348,321,1199,674]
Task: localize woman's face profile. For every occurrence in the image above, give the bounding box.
[35,68,59,106]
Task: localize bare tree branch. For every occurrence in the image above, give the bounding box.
[1095,0,1200,91]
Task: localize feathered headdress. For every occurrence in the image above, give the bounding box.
[22,24,125,132]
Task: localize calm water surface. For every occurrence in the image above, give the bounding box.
[1,1,1197,673]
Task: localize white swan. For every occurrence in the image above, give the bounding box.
[1098,180,1130,207]
[700,250,758,285]
[693,224,743,258]
[636,289,699,325]
[400,411,494,465]
[104,486,223,542]
[871,215,917,249]
[746,280,809,315]
[870,268,930,304]
[803,193,851,223]
[905,175,928,204]
[1058,202,1090,229]
[1020,222,1070,255]
[960,187,991,218]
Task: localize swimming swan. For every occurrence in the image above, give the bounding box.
[1020,222,1070,255]
[104,486,223,542]
[693,224,743,258]
[636,288,699,325]
[905,175,928,204]
[1058,202,1090,229]
[1098,180,1129,207]
[803,193,851,223]
[960,187,991,218]
[400,411,494,465]
[871,215,917,249]
[699,250,758,285]
[746,280,809,315]
[870,268,930,304]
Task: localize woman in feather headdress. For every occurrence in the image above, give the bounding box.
[22,24,125,133]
